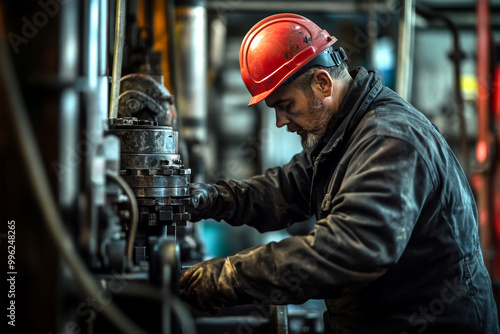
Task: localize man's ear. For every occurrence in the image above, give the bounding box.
[312,70,333,97]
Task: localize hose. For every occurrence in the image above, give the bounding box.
[0,22,147,334]
[106,171,139,269]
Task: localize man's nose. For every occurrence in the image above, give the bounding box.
[275,109,290,128]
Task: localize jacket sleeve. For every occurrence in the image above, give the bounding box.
[221,135,435,305]
[207,150,314,232]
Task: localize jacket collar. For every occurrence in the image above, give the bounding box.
[311,67,384,160]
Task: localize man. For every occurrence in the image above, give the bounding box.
[179,13,499,333]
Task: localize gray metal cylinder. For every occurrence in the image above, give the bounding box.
[111,128,177,154]
[173,3,207,141]
[107,117,191,250]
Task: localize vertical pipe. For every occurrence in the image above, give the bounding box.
[174,0,207,182]
[475,0,494,272]
[493,54,500,280]
[84,0,99,92]
[56,1,82,331]
[99,0,109,123]
[82,0,104,261]
[164,0,178,93]
[58,0,80,226]
[396,0,415,101]
[367,0,378,68]
[109,0,126,119]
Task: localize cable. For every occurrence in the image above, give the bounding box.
[106,171,139,269]
[0,22,147,334]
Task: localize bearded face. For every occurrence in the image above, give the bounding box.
[301,95,332,151]
[265,70,340,152]
[284,92,332,152]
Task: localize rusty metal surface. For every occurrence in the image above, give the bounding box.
[110,128,177,153]
[120,154,183,170]
[122,175,190,188]
[118,74,175,126]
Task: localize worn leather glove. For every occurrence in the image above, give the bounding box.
[179,257,239,314]
[188,183,219,222]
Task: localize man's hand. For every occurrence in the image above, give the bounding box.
[179,257,226,314]
[188,183,219,221]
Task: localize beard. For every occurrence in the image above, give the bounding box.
[300,96,332,152]
[302,132,322,152]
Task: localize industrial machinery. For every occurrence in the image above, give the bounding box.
[0,1,287,333]
[0,0,196,332]
[107,116,191,265]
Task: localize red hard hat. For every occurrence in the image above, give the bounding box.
[240,13,337,106]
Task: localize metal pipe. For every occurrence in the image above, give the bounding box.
[396,0,415,101]
[99,0,110,122]
[475,0,494,272]
[84,0,99,91]
[98,0,109,77]
[83,0,103,264]
[206,0,394,12]
[58,0,80,218]
[109,0,126,119]
[174,1,208,182]
[106,171,139,269]
[367,0,379,68]
[165,0,178,95]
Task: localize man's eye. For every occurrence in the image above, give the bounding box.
[280,104,290,113]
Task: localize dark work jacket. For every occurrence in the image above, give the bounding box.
[210,67,499,333]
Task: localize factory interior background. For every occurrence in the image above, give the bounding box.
[1,0,500,333]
